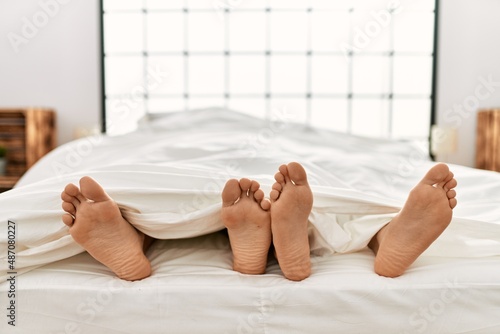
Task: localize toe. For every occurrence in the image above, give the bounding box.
[63,183,80,197]
[272,182,282,192]
[446,189,456,199]
[287,162,308,186]
[279,164,291,183]
[449,197,457,209]
[80,176,112,202]
[63,183,85,204]
[270,189,280,202]
[438,172,454,189]
[274,171,285,185]
[62,213,75,227]
[260,199,271,211]
[254,189,270,211]
[222,179,241,207]
[250,180,260,193]
[444,178,457,191]
[254,188,264,202]
[61,190,77,204]
[445,171,454,183]
[420,163,450,186]
[62,202,76,215]
[239,178,252,196]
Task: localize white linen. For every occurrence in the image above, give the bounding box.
[1,108,500,282]
[1,108,500,334]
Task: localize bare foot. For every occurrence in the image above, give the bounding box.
[221,178,272,275]
[270,162,313,281]
[61,176,152,281]
[369,163,458,277]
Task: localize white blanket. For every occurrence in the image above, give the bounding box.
[1,108,500,281]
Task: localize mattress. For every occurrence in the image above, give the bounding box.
[1,108,500,333]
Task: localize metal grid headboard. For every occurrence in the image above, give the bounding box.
[101,0,437,141]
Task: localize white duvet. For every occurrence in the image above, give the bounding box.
[1,108,500,281]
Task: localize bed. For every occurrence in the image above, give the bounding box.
[1,108,500,333]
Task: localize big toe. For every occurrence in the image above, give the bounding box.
[287,162,308,186]
[420,163,450,185]
[222,179,241,207]
[80,176,112,202]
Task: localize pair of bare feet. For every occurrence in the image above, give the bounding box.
[222,162,312,281]
[61,162,457,282]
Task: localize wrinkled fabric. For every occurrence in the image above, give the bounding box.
[1,108,500,281]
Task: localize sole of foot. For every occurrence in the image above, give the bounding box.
[270,162,313,281]
[221,178,272,275]
[370,163,457,277]
[61,176,152,281]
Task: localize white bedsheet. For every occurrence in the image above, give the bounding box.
[1,108,500,281]
[1,109,500,333]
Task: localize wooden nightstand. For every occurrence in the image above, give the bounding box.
[0,176,20,193]
[476,109,500,172]
[0,108,57,192]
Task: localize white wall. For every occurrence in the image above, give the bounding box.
[436,0,500,167]
[0,0,101,145]
[1,0,499,168]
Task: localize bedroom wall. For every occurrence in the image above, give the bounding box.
[436,0,500,167]
[0,0,101,145]
[1,0,499,169]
